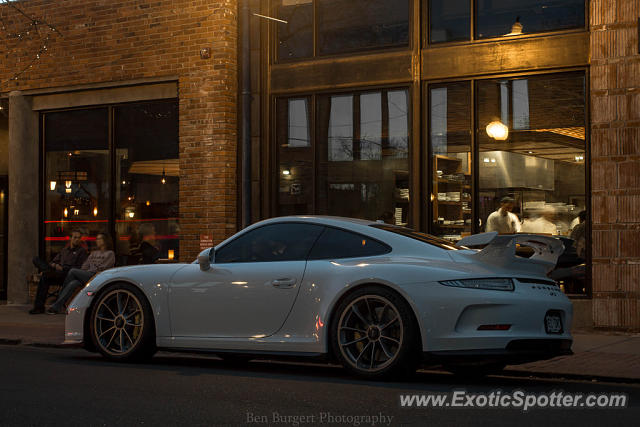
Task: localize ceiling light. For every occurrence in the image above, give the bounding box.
[486,121,509,140]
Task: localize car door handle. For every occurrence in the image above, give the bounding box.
[271,278,296,288]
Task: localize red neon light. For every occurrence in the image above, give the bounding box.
[44,217,178,224]
[46,235,178,242]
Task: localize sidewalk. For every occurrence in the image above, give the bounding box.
[0,304,639,382]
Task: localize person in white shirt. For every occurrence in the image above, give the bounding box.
[486,196,521,234]
[521,206,558,235]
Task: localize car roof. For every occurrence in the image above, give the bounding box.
[257,215,379,228]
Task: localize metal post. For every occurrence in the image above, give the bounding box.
[240,0,252,229]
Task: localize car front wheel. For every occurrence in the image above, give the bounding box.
[90,284,156,362]
[331,286,419,379]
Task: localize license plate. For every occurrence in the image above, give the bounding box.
[545,313,563,334]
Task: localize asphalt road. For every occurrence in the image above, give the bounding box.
[0,345,638,427]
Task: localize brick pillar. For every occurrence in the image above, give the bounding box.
[590,0,640,331]
[178,1,239,261]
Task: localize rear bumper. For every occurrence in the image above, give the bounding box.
[423,338,572,366]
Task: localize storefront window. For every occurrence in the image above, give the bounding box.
[477,72,586,293]
[318,0,409,55]
[277,97,314,215]
[277,0,313,60]
[43,100,179,266]
[317,89,410,223]
[429,82,472,240]
[114,101,179,265]
[44,108,110,261]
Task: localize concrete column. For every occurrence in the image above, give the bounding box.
[7,91,39,305]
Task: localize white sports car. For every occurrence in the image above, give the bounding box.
[65,216,572,378]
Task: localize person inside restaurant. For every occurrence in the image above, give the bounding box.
[485,196,522,234]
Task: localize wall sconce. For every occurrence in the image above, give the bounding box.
[486,121,509,140]
[63,208,68,218]
[128,211,135,218]
[93,207,98,217]
[504,17,523,36]
[65,180,72,189]
[50,181,57,191]
[168,250,175,260]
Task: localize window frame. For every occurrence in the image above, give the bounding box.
[423,0,589,47]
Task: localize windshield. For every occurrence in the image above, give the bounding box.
[370,224,462,251]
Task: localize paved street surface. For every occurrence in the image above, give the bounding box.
[0,345,637,426]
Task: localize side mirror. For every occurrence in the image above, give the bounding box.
[198,248,213,271]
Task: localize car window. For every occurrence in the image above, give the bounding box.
[308,227,391,260]
[370,223,460,250]
[215,223,324,263]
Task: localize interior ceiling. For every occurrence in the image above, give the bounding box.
[128,159,179,177]
[480,127,586,163]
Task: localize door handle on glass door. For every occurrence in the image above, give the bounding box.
[271,278,296,288]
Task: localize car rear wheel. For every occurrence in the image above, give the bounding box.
[331,286,419,379]
[90,284,156,362]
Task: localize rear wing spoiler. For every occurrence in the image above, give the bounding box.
[457,232,565,275]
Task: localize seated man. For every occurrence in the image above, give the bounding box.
[46,233,116,315]
[30,229,88,314]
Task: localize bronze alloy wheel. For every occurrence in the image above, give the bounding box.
[331,286,419,379]
[91,284,155,361]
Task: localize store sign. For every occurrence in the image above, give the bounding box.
[200,234,213,251]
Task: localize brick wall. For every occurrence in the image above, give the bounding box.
[0,0,239,262]
[590,0,640,331]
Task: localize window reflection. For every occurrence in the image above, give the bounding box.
[277,97,313,215]
[318,89,410,224]
[277,0,313,60]
[318,0,409,55]
[430,0,470,43]
[476,0,585,39]
[429,83,472,240]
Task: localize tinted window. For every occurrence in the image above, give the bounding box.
[476,0,585,39]
[318,0,409,55]
[215,223,324,263]
[370,224,460,250]
[430,0,471,43]
[277,0,313,60]
[308,227,391,260]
